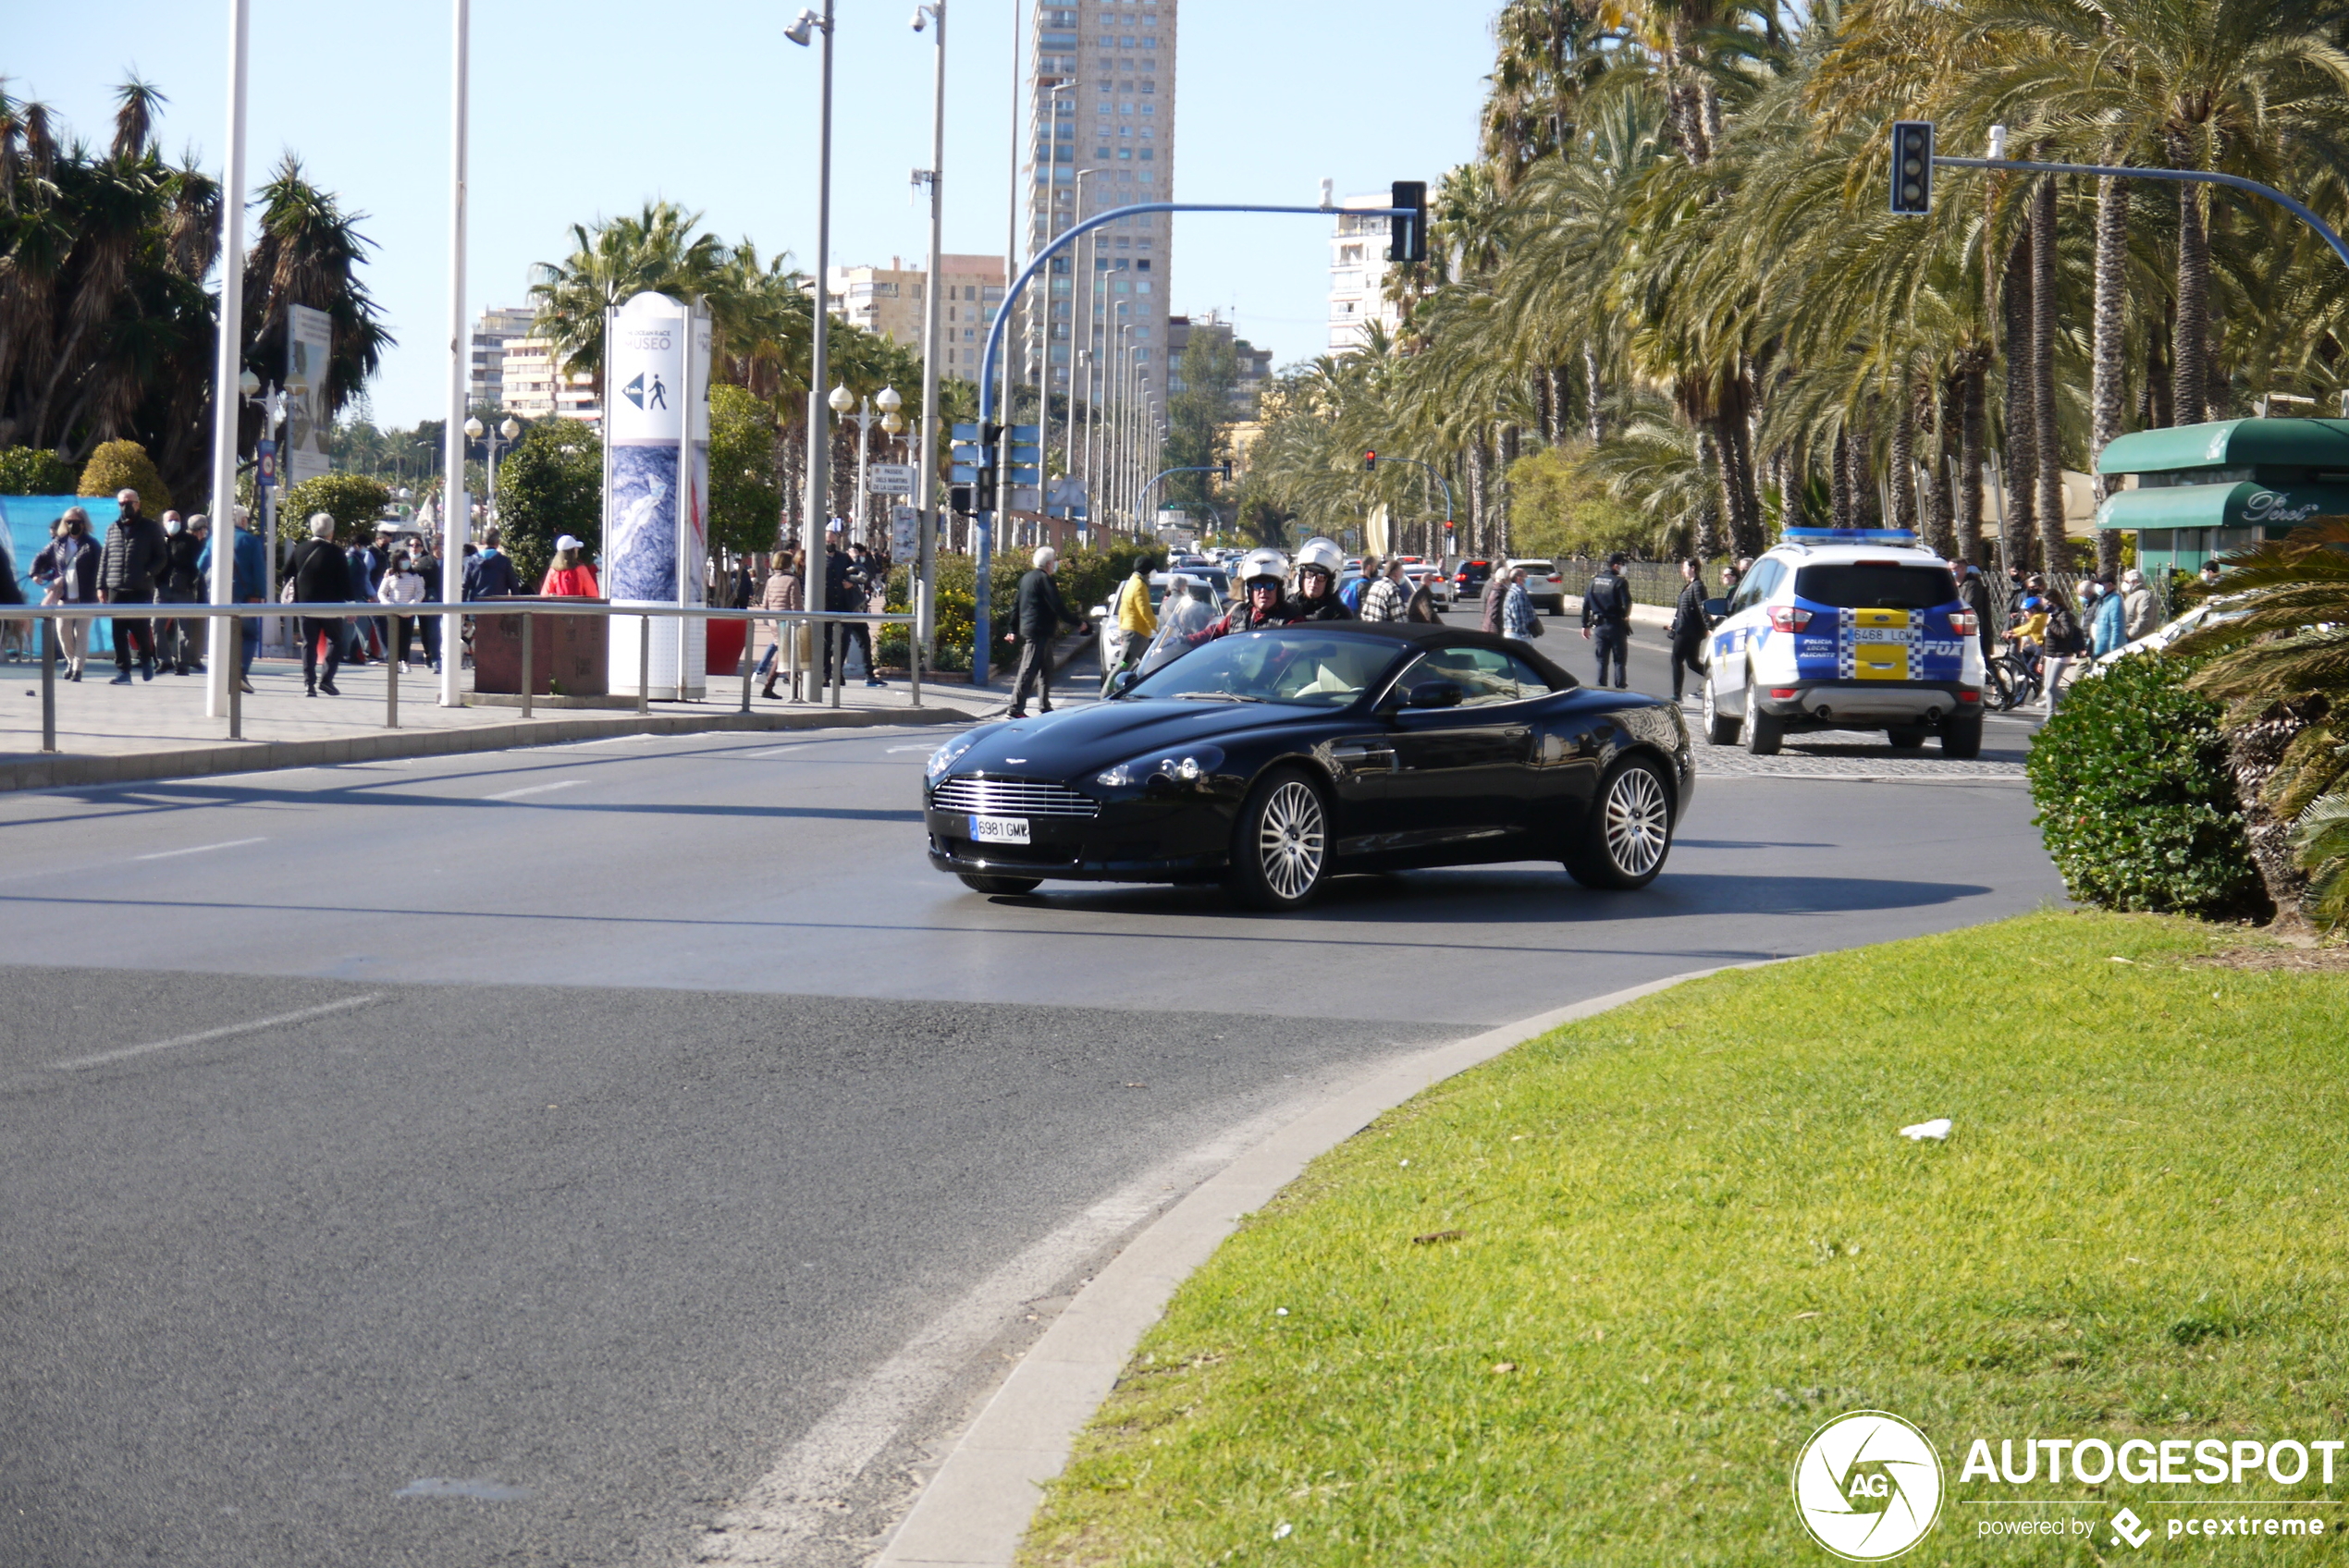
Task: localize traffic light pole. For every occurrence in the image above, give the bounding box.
[1134,464,1230,533]
[1929,155,2349,272]
[971,198,1419,687]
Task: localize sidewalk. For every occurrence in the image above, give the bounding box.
[0,650,1006,792]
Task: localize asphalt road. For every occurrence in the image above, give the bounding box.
[0,633,2067,1567]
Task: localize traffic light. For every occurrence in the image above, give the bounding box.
[1389,180,1427,264]
[1889,121,1934,214]
[977,420,1005,498]
[949,484,975,515]
[1220,459,1234,483]
[1363,450,1378,472]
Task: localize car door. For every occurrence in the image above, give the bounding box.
[1711,559,1782,712]
[1385,643,1545,851]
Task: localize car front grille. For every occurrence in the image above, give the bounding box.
[929,776,1101,818]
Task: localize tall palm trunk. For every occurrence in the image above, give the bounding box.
[1583,341,1603,444]
[2031,177,2068,574]
[2166,129,2210,424]
[2090,167,2130,577]
[1693,427,1726,559]
[1829,430,1852,529]
[1495,424,1519,557]
[2000,228,2036,571]
[1891,370,1918,535]
[1958,354,1987,565]
[1467,435,1489,556]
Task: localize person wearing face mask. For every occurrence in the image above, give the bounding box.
[154,511,207,674]
[1287,536,1356,622]
[33,508,101,680]
[98,486,166,683]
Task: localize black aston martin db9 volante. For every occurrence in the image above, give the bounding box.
[922,622,1694,910]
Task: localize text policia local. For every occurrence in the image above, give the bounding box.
[1962,1437,2344,1488]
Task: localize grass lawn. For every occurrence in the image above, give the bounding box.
[1019,911,2349,1565]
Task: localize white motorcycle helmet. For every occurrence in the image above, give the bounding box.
[1236,547,1289,594]
[1295,536,1345,581]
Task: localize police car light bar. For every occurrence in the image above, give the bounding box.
[1781,527,1920,545]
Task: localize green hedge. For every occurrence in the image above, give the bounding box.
[2025,653,2267,919]
[886,540,1152,672]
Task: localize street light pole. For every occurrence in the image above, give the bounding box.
[1072,166,1100,511]
[788,1,837,627]
[438,0,469,707]
[913,0,947,656]
[205,0,252,720]
[1038,80,1077,502]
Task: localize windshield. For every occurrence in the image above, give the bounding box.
[1125,631,1406,708]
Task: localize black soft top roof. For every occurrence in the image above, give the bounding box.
[1249,619,1580,690]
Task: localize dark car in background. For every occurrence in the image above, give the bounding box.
[922,622,1694,910]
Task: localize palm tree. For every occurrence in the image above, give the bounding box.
[527,201,732,398]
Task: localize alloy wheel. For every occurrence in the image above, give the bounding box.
[1257,779,1326,902]
[1603,765,1669,878]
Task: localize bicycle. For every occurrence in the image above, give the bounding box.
[1984,649,2040,712]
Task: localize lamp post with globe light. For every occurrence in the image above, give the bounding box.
[787,0,837,624]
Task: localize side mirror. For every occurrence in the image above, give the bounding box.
[1088,606,1108,619]
[1114,668,1142,693]
[1400,679,1465,710]
[1702,597,1729,620]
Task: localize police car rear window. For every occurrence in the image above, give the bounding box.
[1794,565,1956,610]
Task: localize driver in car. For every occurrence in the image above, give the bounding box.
[1187,547,1301,643]
[1286,536,1356,623]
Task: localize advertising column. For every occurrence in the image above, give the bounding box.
[605,291,708,697]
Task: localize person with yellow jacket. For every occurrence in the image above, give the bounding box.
[1112,555,1157,672]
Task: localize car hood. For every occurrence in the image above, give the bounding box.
[953,700,1319,775]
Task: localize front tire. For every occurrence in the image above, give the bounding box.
[958,872,1042,895]
[1224,767,1330,911]
[1566,755,1675,890]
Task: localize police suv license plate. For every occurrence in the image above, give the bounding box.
[970,815,1031,845]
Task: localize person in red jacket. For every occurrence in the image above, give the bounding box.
[541,534,600,597]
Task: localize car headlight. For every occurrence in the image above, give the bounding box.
[1096,745,1224,790]
[926,733,979,781]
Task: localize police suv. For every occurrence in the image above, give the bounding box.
[1700,528,1986,757]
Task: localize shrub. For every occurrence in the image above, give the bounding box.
[0,446,77,495]
[2025,653,2267,919]
[280,472,393,548]
[78,439,173,511]
[498,420,602,590]
[886,539,1148,674]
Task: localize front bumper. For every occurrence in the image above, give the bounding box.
[1753,680,1980,727]
[923,779,1238,884]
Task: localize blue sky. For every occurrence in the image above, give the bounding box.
[12,1,1495,425]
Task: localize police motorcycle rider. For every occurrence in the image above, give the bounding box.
[1186,547,1302,644]
[1285,536,1355,623]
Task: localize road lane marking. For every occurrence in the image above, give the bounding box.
[483,779,585,801]
[51,993,387,1072]
[885,744,938,753]
[133,838,268,861]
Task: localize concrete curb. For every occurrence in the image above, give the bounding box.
[873,965,1742,1568]
[0,704,969,794]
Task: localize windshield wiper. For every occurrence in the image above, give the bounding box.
[1170,691,1266,703]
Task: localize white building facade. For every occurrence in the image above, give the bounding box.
[1327,196,1404,353]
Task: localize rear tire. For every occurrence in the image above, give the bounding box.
[958,873,1042,895]
[1703,678,1740,746]
[1224,767,1331,911]
[1741,693,1784,755]
[1887,726,1928,750]
[1940,713,1985,759]
[1565,755,1675,890]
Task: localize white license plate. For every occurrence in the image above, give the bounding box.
[969,815,1030,845]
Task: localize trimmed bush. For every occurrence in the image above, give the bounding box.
[0,447,77,495]
[280,472,393,548]
[2025,653,2267,919]
[78,439,173,511]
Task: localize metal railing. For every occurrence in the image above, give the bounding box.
[11,600,918,755]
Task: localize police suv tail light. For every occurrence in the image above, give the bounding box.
[1769,687,1798,700]
[1948,609,1979,636]
[1767,606,1813,632]
[1958,689,1982,704]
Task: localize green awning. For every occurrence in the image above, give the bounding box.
[2095,480,2349,531]
[2097,417,2349,475]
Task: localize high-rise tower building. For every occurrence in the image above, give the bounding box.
[1027,0,1174,430]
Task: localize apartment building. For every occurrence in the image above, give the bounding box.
[828,254,1007,379]
[1027,0,1176,420]
[1165,312,1274,417]
[1328,195,1405,352]
[498,338,600,425]
[469,306,536,410]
